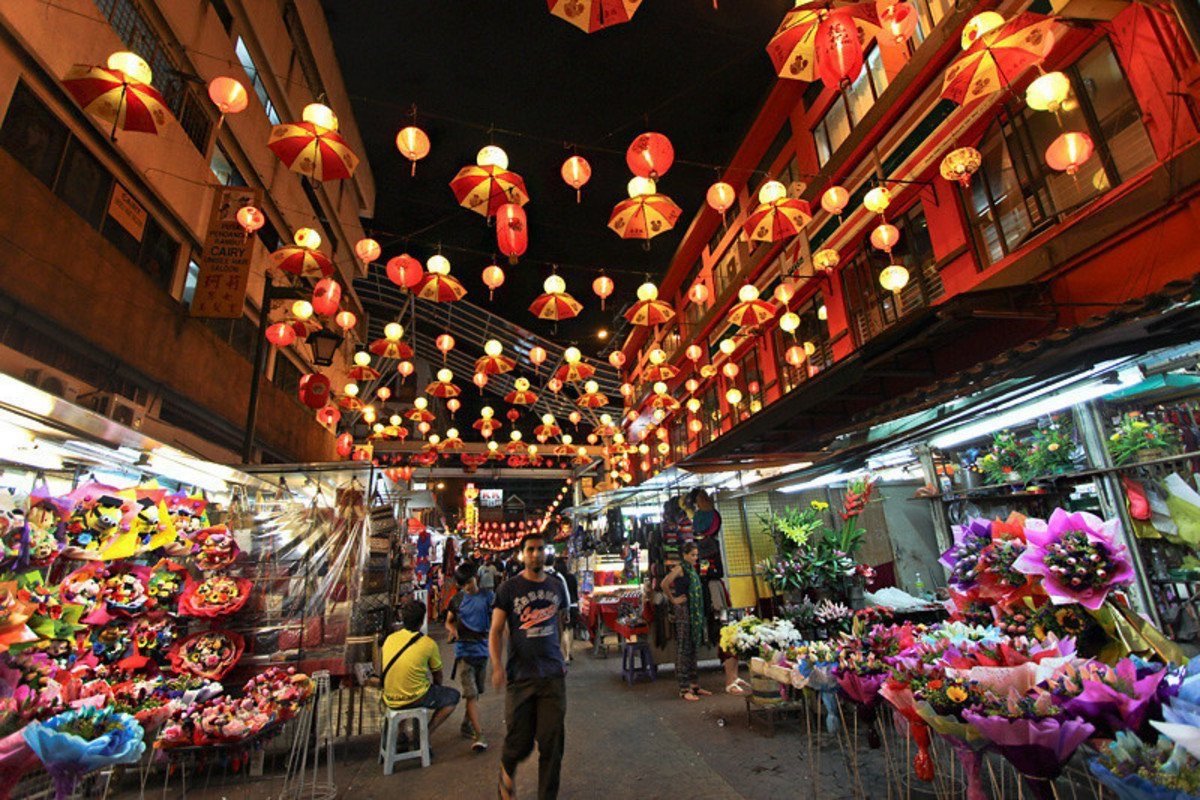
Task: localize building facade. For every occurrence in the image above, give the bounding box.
[616,0,1200,479]
[0,0,375,463]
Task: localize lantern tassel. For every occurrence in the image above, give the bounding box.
[575,188,581,204]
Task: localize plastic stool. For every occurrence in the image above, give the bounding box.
[379,705,431,773]
[620,641,656,685]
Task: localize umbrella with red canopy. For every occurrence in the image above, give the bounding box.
[941,12,1059,105]
[267,122,359,181]
[608,194,682,241]
[529,292,582,321]
[270,245,334,279]
[62,63,170,139]
[743,198,813,243]
[548,0,643,33]
[450,165,530,217]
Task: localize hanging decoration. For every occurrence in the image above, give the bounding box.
[298,373,331,409]
[482,264,506,300]
[63,52,170,139]
[311,276,341,316]
[624,282,675,327]
[397,361,415,380]
[743,181,812,243]
[547,0,643,33]
[236,206,264,237]
[626,132,675,179]
[815,9,867,89]
[435,332,456,361]
[561,155,591,202]
[208,76,248,116]
[688,282,710,306]
[608,188,682,242]
[608,351,626,369]
[369,336,414,360]
[267,113,359,181]
[535,414,562,440]
[592,274,614,310]
[405,397,435,424]
[577,380,609,409]
[863,186,892,215]
[1025,70,1071,112]
[870,222,900,253]
[939,146,983,186]
[940,12,1058,105]
[473,407,502,438]
[727,284,778,328]
[879,0,918,44]
[396,125,431,175]
[766,4,880,83]
[416,254,467,303]
[386,254,424,289]
[450,152,530,218]
[505,377,539,405]
[643,349,678,382]
[554,347,595,383]
[475,339,516,375]
[335,310,357,330]
[529,346,548,372]
[529,274,583,321]
[473,372,489,393]
[879,264,910,293]
[265,321,301,347]
[547,377,565,393]
[316,404,341,426]
[821,185,850,217]
[1045,132,1094,175]
[706,182,736,217]
[496,203,529,264]
[354,238,381,265]
[270,230,334,279]
[649,382,680,412]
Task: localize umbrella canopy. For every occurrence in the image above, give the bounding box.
[592,423,617,438]
[449,165,530,217]
[608,194,682,240]
[643,364,678,382]
[505,388,539,405]
[529,291,583,321]
[347,365,380,382]
[415,273,467,303]
[727,298,778,327]
[474,354,517,375]
[650,394,681,411]
[269,245,334,279]
[941,12,1058,105]
[535,423,562,439]
[62,64,170,136]
[473,418,502,437]
[547,0,642,33]
[624,298,676,327]
[577,392,609,409]
[267,121,359,181]
[405,408,436,423]
[369,339,414,360]
[554,444,576,456]
[743,198,813,243]
[426,380,461,399]
[766,3,881,81]
[554,362,595,383]
[337,395,364,411]
[441,436,465,450]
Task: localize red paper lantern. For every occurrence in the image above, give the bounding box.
[354,238,381,265]
[474,372,489,391]
[785,345,807,366]
[316,404,340,426]
[1045,132,1094,175]
[561,155,591,202]
[436,333,455,358]
[266,322,297,347]
[816,10,865,89]
[376,386,392,401]
[821,186,850,216]
[685,344,704,361]
[880,1,918,44]
[506,408,521,423]
[706,182,736,215]
[626,132,674,179]
[592,275,614,310]
[688,283,710,305]
[497,203,528,264]
[608,351,626,368]
[336,433,354,458]
[335,310,357,330]
[236,206,264,236]
[397,361,414,379]
[482,264,505,300]
[548,378,563,393]
[208,76,249,115]
[529,346,547,368]
[722,362,740,379]
[386,254,424,288]
[312,278,341,316]
[298,373,332,409]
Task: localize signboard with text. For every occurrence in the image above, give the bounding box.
[190,185,262,318]
[479,489,504,508]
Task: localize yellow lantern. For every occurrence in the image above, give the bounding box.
[390,414,402,426]
[353,351,371,367]
[779,312,801,334]
[821,185,850,216]
[939,147,983,187]
[870,223,900,253]
[302,102,338,131]
[1026,71,1071,113]
[725,388,743,405]
[484,339,503,357]
[414,396,429,410]
[481,405,494,419]
[544,274,567,295]
[707,181,736,214]
[476,145,509,169]
[863,187,891,215]
[106,51,153,85]
[637,282,659,302]
[686,397,701,413]
[652,409,666,423]
[396,126,431,175]
[428,433,441,446]
[627,176,657,198]
[818,304,828,321]
[880,264,910,293]
[294,228,322,250]
[437,367,453,383]
[344,382,360,397]
[510,429,523,442]
[384,322,404,341]
[291,300,314,320]
[564,346,582,364]
[657,442,670,455]
[757,180,788,204]
[718,338,737,356]
[427,254,451,275]
[488,440,499,452]
[584,379,599,394]
[737,284,760,303]
[653,381,668,395]
[813,248,840,271]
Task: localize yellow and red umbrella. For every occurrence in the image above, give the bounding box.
[441,435,465,451]
[450,165,530,217]
[506,440,529,454]
[554,444,576,457]
[426,379,461,399]
[369,339,414,360]
[727,298,778,328]
[548,0,643,32]
[462,453,488,468]
[765,3,881,81]
[415,273,467,303]
[743,198,812,243]
[267,121,359,181]
[941,12,1058,105]
[488,448,507,461]
[577,391,609,409]
[337,395,364,411]
[348,365,380,382]
[62,64,170,137]
[405,407,436,424]
[473,418,502,438]
[573,453,592,466]
[650,393,681,411]
[535,423,562,439]
[474,354,517,375]
[593,422,617,438]
[270,245,334,279]
[529,292,582,321]
[554,362,595,383]
[643,364,678,383]
[624,299,676,327]
[608,194,682,241]
[505,388,539,405]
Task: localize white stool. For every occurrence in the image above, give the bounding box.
[379,706,432,773]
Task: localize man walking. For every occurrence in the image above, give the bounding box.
[446,562,493,752]
[490,532,569,800]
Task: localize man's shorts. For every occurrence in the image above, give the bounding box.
[458,657,488,700]
[400,683,460,711]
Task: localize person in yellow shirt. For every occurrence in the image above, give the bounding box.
[381,599,460,738]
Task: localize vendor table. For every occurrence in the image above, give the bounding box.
[580,589,651,655]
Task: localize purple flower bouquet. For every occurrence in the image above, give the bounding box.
[1014,509,1134,610]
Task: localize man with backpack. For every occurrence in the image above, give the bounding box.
[446,562,494,752]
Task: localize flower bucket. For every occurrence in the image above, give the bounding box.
[749,675,785,706]
[1133,447,1170,464]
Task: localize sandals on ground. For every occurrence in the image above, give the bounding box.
[498,767,515,799]
[680,689,700,701]
[692,686,713,696]
[726,678,752,696]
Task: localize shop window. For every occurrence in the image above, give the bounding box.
[774,292,831,394]
[661,326,681,360]
[966,39,1154,265]
[0,83,69,188]
[211,144,246,187]
[841,204,944,345]
[273,352,304,397]
[812,48,887,166]
[55,139,113,229]
[235,36,281,125]
[712,243,741,299]
[182,258,200,306]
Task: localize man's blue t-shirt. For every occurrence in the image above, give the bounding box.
[495,573,568,682]
[450,589,494,661]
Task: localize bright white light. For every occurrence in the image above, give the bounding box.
[778,469,862,494]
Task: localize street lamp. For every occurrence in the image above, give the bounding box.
[306,328,343,367]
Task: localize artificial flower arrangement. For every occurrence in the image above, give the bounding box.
[177,574,252,617]
[977,430,1024,485]
[1022,417,1078,476]
[21,706,145,800]
[1108,411,1182,465]
[168,630,245,681]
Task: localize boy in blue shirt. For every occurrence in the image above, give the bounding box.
[446,561,494,752]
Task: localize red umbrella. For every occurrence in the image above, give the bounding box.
[405,408,435,423]
[547,0,643,33]
[727,298,778,328]
[450,165,530,217]
[337,395,364,411]
[474,354,517,375]
[608,194,682,241]
[415,273,467,303]
[577,392,609,409]
[941,12,1059,105]
[473,418,502,437]
[505,388,539,405]
[369,339,414,360]
[62,63,170,138]
[743,198,813,243]
[535,423,562,439]
[529,292,582,321]
[426,380,461,399]
[554,362,595,383]
[270,245,334,279]
[624,299,675,327]
[643,364,678,382]
[347,365,380,382]
[766,3,881,82]
[267,121,359,181]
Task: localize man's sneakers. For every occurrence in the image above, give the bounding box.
[471,736,489,752]
[460,719,476,739]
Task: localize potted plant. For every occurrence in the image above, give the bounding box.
[1107,411,1180,465]
[1021,418,1078,477]
[977,430,1024,485]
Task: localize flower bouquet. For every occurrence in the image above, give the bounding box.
[978,430,1024,485]
[178,574,252,618]
[22,706,145,800]
[96,565,152,619]
[718,616,765,659]
[1108,412,1181,465]
[1151,656,1200,761]
[146,559,187,614]
[963,689,1094,800]
[1052,658,1166,740]
[1022,419,1077,477]
[168,630,244,681]
[1090,731,1200,800]
[0,583,37,654]
[909,671,991,800]
[243,667,312,722]
[879,672,936,784]
[122,614,179,671]
[109,679,176,730]
[197,696,274,744]
[192,526,241,571]
[1014,509,1135,611]
[792,641,841,732]
[58,564,106,617]
[157,673,223,707]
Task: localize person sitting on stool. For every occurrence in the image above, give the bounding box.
[381,599,460,747]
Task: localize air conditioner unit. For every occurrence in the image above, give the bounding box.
[21,368,80,403]
[85,392,147,430]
